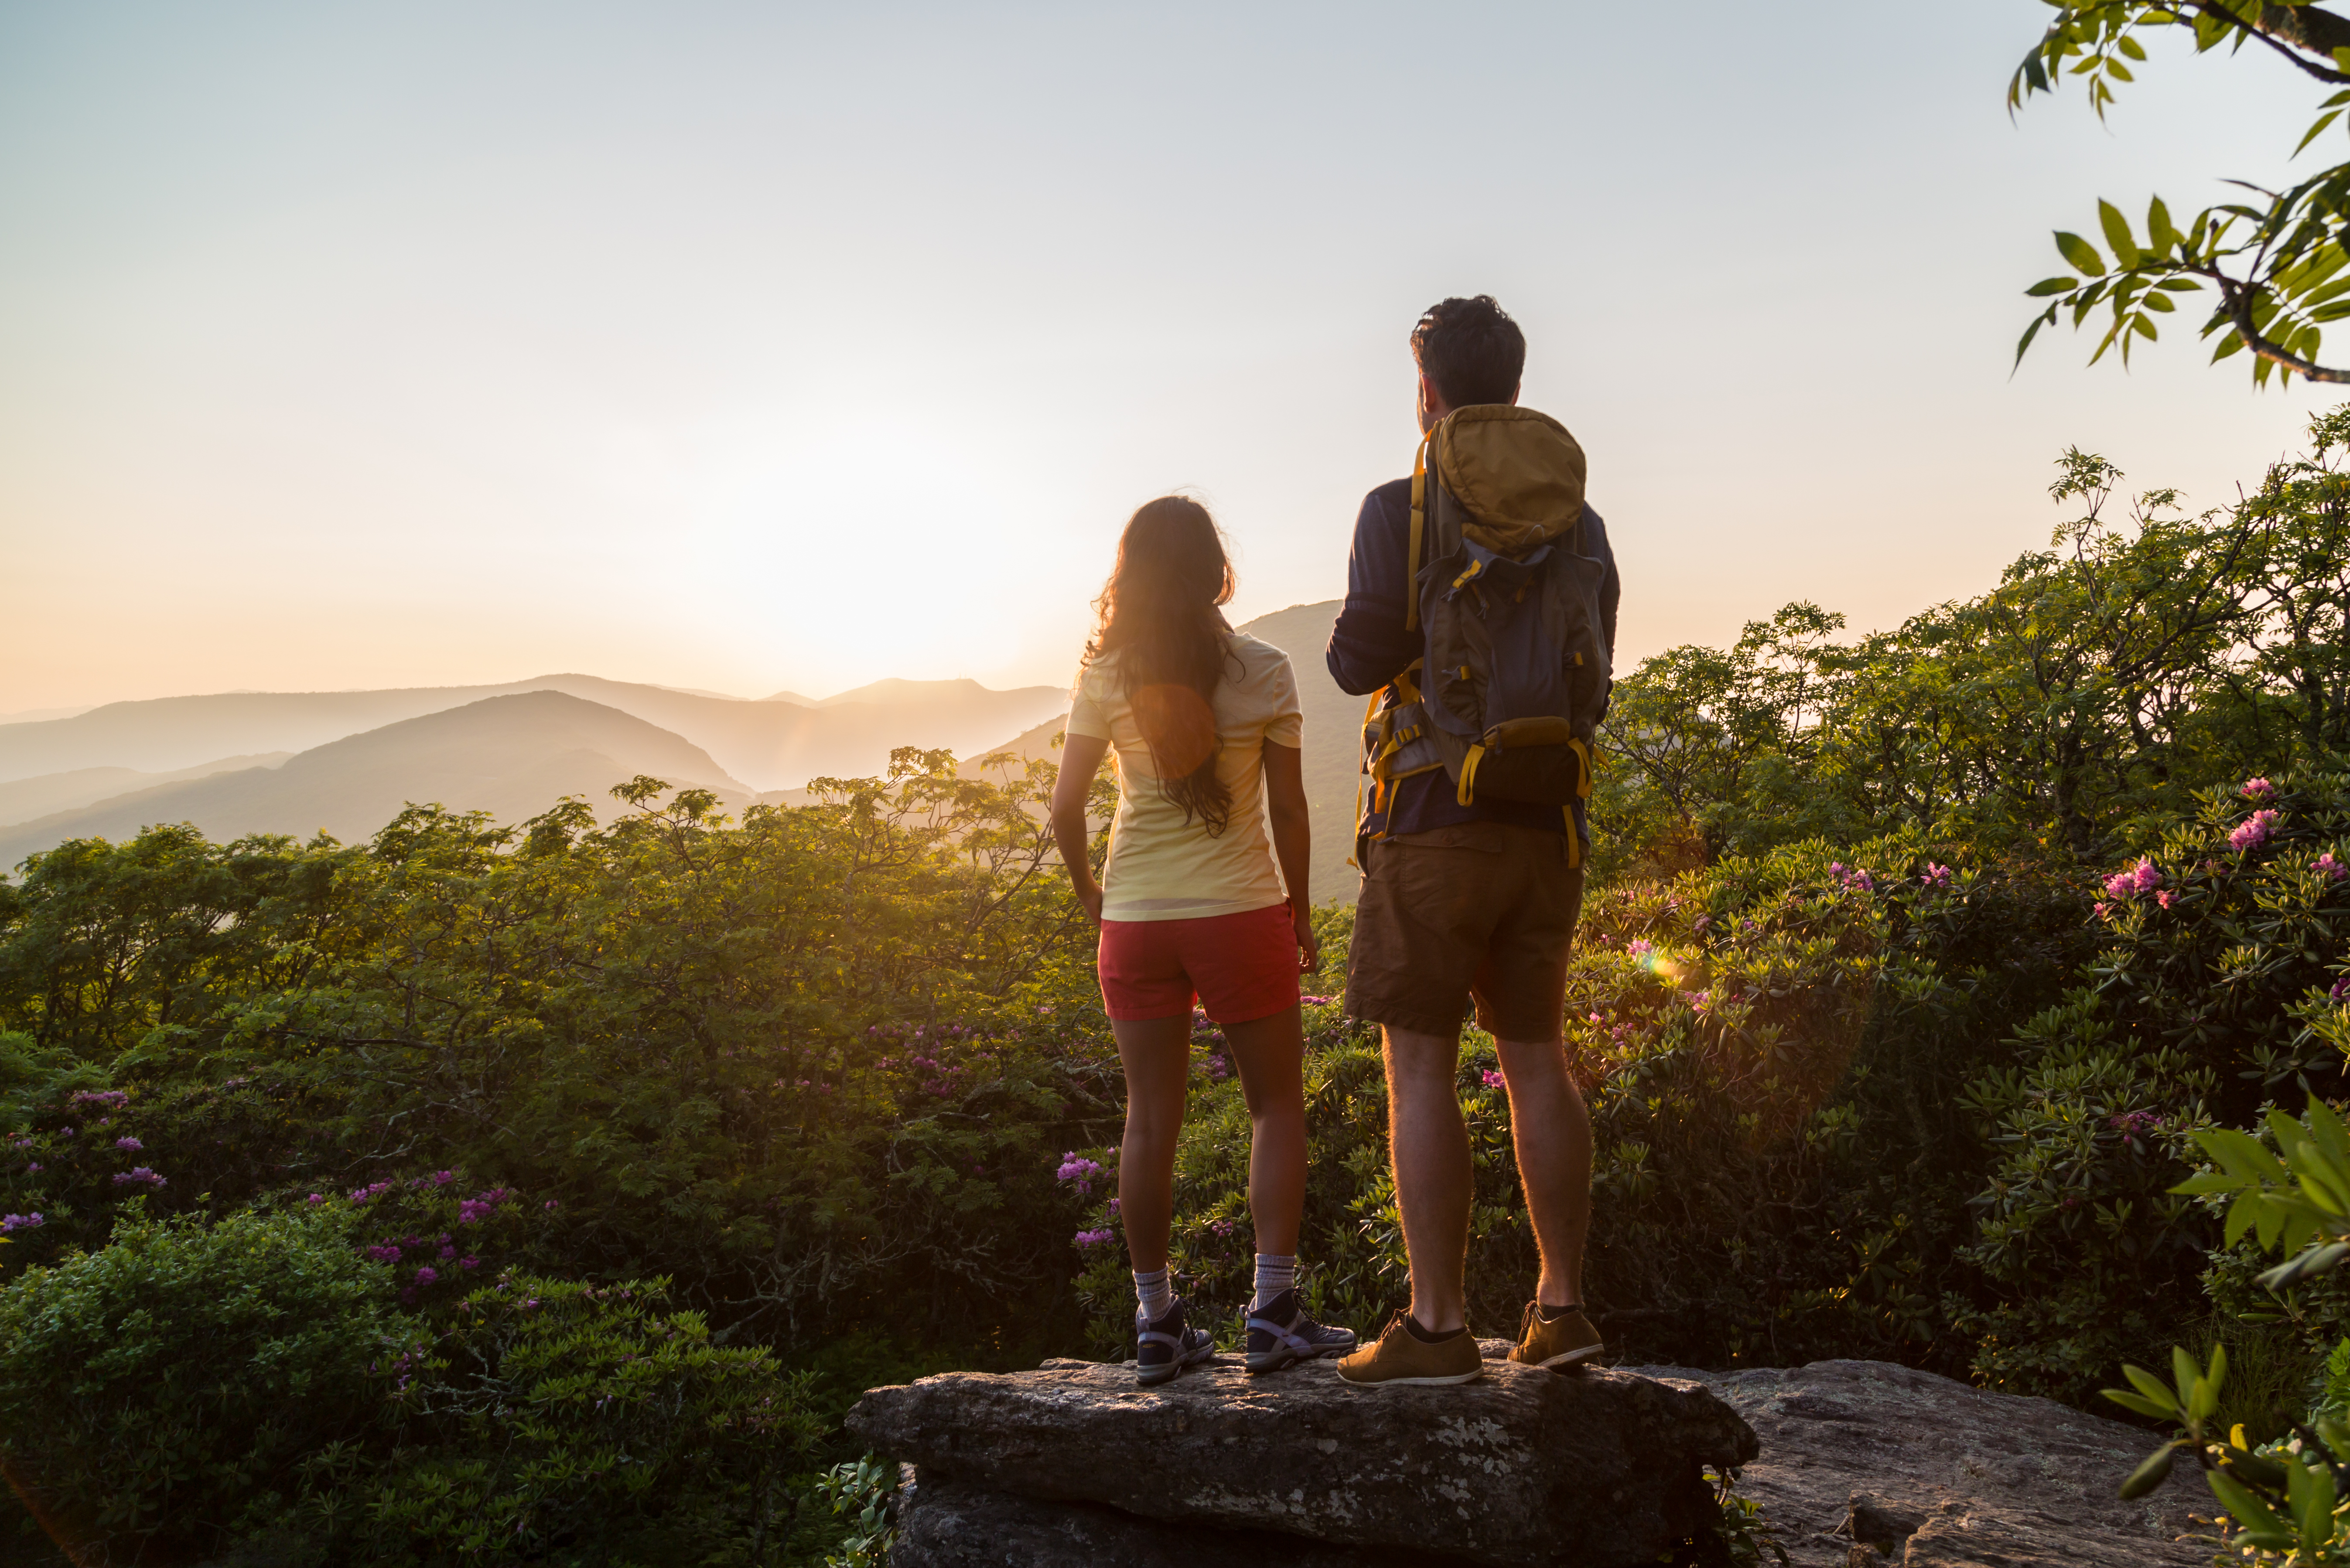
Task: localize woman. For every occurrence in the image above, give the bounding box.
[1050,494,1355,1387]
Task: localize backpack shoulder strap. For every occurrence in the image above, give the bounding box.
[1405,436,1428,632]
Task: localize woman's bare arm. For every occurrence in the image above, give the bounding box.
[1261,740,1319,972]
[1050,733,1112,923]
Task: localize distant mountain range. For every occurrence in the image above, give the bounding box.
[0,692,748,868]
[0,605,1366,902]
[0,753,294,825]
[0,674,1064,792]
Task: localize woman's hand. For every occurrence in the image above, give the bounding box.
[1077,882,1105,925]
[1292,903,1320,973]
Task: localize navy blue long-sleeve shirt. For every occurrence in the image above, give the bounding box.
[1326,475,1620,846]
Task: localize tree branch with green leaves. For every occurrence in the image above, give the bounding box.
[2012,2,2350,385]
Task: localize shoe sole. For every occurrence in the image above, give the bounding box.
[1244,1342,1356,1375]
[1137,1346,1216,1387]
[1337,1368,1484,1387]
[1535,1344,1604,1369]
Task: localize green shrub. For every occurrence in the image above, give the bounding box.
[355,1274,824,1564]
[0,1203,408,1563]
[1953,772,2350,1400]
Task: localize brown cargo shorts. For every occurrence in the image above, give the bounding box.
[1344,821,1584,1043]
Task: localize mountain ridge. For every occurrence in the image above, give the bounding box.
[0,692,749,869]
[0,674,1065,791]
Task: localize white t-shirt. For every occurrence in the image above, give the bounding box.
[1065,631,1303,922]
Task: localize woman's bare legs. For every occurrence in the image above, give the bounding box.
[1113,1005,1308,1271]
[1220,1003,1307,1258]
[1113,1015,1192,1274]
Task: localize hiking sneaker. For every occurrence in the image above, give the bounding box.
[1508,1302,1604,1370]
[1244,1288,1358,1374]
[1335,1309,1483,1387]
[1135,1297,1216,1387]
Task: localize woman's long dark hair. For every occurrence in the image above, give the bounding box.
[1083,495,1241,835]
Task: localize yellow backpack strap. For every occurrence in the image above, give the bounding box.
[1405,438,1428,632]
[1455,742,1487,807]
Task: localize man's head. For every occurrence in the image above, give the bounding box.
[1411,295,1523,431]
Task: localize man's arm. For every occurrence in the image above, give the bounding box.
[1585,505,1622,727]
[1326,483,1419,697]
[1587,505,1620,663]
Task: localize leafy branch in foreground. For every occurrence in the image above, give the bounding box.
[2102,1102,2350,1558]
[2011,3,2350,385]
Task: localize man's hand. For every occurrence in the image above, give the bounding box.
[1293,905,1320,973]
[1077,882,1104,925]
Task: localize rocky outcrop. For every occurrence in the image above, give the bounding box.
[1628,1360,2212,1567]
[847,1349,1756,1568]
[851,1349,2224,1568]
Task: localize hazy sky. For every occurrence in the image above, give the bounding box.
[3,2,2344,714]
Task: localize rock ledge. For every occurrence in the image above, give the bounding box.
[847,1349,1755,1568]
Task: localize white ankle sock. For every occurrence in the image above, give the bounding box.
[1134,1267,1173,1323]
[1251,1254,1295,1312]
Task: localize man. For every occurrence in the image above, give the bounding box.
[1327,295,1619,1386]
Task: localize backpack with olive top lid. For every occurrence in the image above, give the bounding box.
[1359,405,1610,865]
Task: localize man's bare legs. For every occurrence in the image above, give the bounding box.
[1494,1035,1592,1309]
[1383,1025,1592,1333]
[1381,1026,1476,1333]
[1113,1007,1307,1276]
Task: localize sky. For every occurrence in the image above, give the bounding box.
[3,2,2346,716]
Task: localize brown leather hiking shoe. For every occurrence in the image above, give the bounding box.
[1336,1310,1483,1386]
[1508,1302,1603,1369]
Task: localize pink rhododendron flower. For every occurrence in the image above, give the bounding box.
[1481,1069,1506,1090]
[2318,852,2347,882]
[2230,810,2281,852]
[2243,777,2276,800]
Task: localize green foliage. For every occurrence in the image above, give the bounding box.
[1598,424,2350,872]
[357,1273,824,1565]
[0,753,1111,1562]
[0,752,1119,1350]
[1948,770,2350,1399]
[0,1203,408,1562]
[2010,3,2350,385]
[0,1199,827,1567]
[807,1457,897,1568]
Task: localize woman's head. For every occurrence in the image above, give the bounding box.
[1085,495,1240,835]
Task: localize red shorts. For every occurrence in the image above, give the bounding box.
[1097,903,1300,1024]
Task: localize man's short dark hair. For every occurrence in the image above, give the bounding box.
[1410,296,1525,408]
